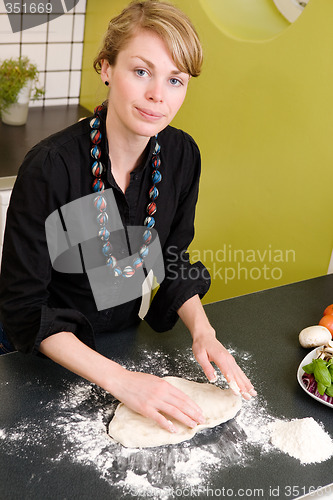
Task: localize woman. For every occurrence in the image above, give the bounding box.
[0,0,256,433]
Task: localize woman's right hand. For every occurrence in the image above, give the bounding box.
[111,370,206,433]
[40,332,204,433]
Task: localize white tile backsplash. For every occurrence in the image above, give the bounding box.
[0,43,20,59]
[43,97,69,105]
[71,42,83,70]
[21,16,48,43]
[47,42,72,71]
[0,13,20,43]
[21,44,47,71]
[73,14,85,42]
[75,0,87,14]
[68,97,79,104]
[45,71,70,98]
[69,70,81,96]
[48,14,74,43]
[0,3,86,106]
[0,0,7,14]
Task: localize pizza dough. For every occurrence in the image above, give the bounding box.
[108,376,242,448]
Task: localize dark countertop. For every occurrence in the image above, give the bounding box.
[1,275,333,499]
[0,105,91,183]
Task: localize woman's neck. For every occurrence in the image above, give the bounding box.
[105,108,150,192]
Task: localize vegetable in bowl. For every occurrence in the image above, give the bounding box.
[302,344,333,404]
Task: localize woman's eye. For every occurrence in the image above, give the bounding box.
[170,78,182,87]
[135,69,148,77]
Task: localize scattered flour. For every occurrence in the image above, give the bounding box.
[269,417,333,464]
[0,345,332,498]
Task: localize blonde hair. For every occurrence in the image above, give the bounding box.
[93,0,203,77]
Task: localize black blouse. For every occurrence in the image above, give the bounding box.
[0,109,210,354]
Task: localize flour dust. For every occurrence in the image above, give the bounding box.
[0,346,332,499]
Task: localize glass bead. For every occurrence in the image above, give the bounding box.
[139,245,149,259]
[94,195,107,211]
[94,104,104,116]
[91,146,101,159]
[90,129,102,145]
[144,216,155,228]
[98,227,110,241]
[133,256,144,269]
[97,212,108,225]
[147,202,157,215]
[91,161,104,177]
[149,186,159,200]
[93,179,105,193]
[152,155,161,169]
[90,117,100,129]
[122,266,135,278]
[106,256,117,268]
[114,267,122,277]
[143,229,152,244]
[102,241,112,256]
[152,170,162,184]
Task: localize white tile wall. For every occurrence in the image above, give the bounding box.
[0,12,19,42]
[46,43,72,71]
[69,70,81,97]
[73,14,85,41]
[21,17,48,43]
[0,43,20,58]
[21,43,47,72]
[71,42,83,70]
[0,0,86,106]
[48,14,74,43]
[45,71,70,98]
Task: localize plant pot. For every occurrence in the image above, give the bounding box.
[1,80,33,126]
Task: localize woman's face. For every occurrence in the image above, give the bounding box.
[101,29,190,140]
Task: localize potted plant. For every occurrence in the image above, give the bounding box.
[0,56,44,126]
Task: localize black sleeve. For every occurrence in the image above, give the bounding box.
[145,137,211,332]
[0,145,95,354]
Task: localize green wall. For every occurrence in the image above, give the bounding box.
[80,0,333,304]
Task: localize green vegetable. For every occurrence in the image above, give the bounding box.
[317,382,327,396]
[302,362,314,374]
[313,359,331,387]
[329,365,333,382]
[325,385,333,397]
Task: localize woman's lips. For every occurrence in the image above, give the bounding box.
[136,107,164,121]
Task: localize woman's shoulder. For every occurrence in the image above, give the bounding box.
[33,116,92,154]
[18,117,92,176]
[159,125,200,153]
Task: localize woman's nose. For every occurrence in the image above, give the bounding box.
[145,79,164,102]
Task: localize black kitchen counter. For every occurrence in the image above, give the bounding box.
[0,105,90,180]
[1,275,333,499]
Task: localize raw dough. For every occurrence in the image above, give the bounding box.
[108,376,242,448]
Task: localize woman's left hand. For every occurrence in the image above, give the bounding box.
[192,329,257,400]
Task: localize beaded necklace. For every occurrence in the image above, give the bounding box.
[89,103,162,278]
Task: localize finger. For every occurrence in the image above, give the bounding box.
[194,348,217,382]
[167,392,205,425]
[227,370,257,399]
[159,401,204,429]
[212,351,256,398]
[146,409,178,433]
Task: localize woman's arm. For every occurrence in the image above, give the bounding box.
[177,294,257,399]
[40,332,205,432]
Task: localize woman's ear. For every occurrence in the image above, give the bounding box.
[100,59,112,86]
